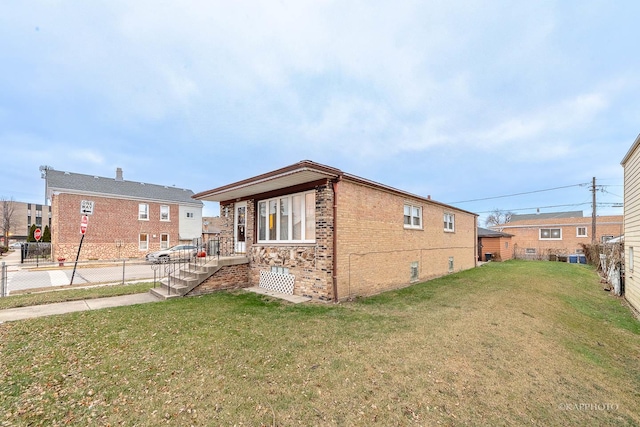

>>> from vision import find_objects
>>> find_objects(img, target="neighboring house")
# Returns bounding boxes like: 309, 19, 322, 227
46, 168, 203, 261
193, 160, 478, 302
0, 201, 51, 243
492, 211, 623, 259
477, 227, 513, 262
621, 134, 640, 314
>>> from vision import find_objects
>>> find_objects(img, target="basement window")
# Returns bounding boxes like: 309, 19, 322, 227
410, 262, 419, 282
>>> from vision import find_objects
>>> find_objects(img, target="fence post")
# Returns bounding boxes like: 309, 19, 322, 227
1, 262, 5, 297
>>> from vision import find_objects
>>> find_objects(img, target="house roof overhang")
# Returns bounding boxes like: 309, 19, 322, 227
193, 159, 478, 217
621, 133, 640, 166
193, 160, 343, 203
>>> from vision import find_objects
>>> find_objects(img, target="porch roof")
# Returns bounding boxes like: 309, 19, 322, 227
193, 160, 342, 202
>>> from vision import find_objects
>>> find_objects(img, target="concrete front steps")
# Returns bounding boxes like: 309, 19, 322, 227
149, 256, 249, 300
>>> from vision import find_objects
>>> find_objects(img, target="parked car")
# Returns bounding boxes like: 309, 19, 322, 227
145, 245, 197, 263
9, 242, 22, 249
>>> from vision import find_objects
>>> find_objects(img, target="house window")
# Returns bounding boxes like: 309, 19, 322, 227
139, 204, 149, 220
630, 247, 634, 272
410, 261, 419, 282
258, 190, 316, 243
160, 205, 170, 221
444, 213, 455, 232
271, 266, 290, 275
601, 235, 614, 244
448, 257, 454, 273
139, 233, 148, 250
404, 204, 422, 229
577, 227, 587, 237
505, 241, 509, 249
160, 233, 169, 249
539, 228, 561, 240
525, 248, 536, 254
186, 212, 194, 218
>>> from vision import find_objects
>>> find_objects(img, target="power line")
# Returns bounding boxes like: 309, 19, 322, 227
449, 182, 590, 204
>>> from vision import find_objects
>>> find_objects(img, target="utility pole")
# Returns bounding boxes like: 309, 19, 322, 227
591, 177, 596, 244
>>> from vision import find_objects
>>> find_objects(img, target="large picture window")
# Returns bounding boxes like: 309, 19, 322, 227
258, 191, 315, 243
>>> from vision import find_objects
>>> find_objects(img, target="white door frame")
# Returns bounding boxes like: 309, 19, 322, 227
234, 201, 247, 254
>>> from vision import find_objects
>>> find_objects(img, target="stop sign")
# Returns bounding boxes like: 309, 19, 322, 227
80, 215, 88, 235
34, 228, 42, 241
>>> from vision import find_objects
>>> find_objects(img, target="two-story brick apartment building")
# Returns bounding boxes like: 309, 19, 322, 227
194, 160, 478, 302
491, 211, 623, 259
46, 168, 203, 261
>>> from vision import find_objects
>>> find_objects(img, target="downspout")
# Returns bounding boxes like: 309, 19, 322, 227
474, 216, 478, 267
332, 178, 340, 302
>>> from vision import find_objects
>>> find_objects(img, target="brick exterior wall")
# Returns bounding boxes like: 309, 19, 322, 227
479, 236, 513, 261
335, 180, 477, 300
495, 215, 623, 259
217, 179, 477, 302
51, 193, 181, 261
189, 263, 250, 295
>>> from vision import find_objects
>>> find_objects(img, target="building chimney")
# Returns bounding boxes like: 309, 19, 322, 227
116, 167, 123, 181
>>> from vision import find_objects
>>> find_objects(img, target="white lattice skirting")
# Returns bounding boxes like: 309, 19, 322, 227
259, 270, 295, 295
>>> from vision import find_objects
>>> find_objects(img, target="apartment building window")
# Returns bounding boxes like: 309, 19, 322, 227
539, 228, 561, 240
577, 226, 587, 237
160, 233, 169, 249
404, 204, 422, 229
139, 204, 149, 220
444, 213, 455, 232
139, 233, 148, 250
160, 205, 170, 221
258, 191, 316, 243
186, 212, 194, 218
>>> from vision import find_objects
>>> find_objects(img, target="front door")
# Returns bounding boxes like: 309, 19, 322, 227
234, 202, 247, 254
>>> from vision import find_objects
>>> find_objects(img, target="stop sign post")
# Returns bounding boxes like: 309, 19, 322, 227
71, 215, 89, 286
34, 228, 42, 241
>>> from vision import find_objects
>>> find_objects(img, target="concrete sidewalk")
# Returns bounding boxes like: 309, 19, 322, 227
0, 293, 161, 323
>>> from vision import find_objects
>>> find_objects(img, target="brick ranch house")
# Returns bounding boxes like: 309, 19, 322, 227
46, 168, 203, 261
193, 160, 478, 302
491, 211, 623, 260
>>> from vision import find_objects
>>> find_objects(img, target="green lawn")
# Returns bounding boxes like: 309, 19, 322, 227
1, 260, 638, 426
0, 282, 155, 310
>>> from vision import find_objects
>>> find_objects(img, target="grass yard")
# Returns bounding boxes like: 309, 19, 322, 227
0, 282, 155, 310
1, 260, 638, 426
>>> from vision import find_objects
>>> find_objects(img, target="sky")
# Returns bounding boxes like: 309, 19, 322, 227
1, 1, 637, 224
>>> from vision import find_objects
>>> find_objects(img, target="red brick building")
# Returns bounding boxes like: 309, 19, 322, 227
46, 168, 203, 261
194, 160, 478, 301
491, 211, 623, 259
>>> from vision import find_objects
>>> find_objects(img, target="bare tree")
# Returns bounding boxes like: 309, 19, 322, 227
1, 197, 16, 247
484, 209, 514, 227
